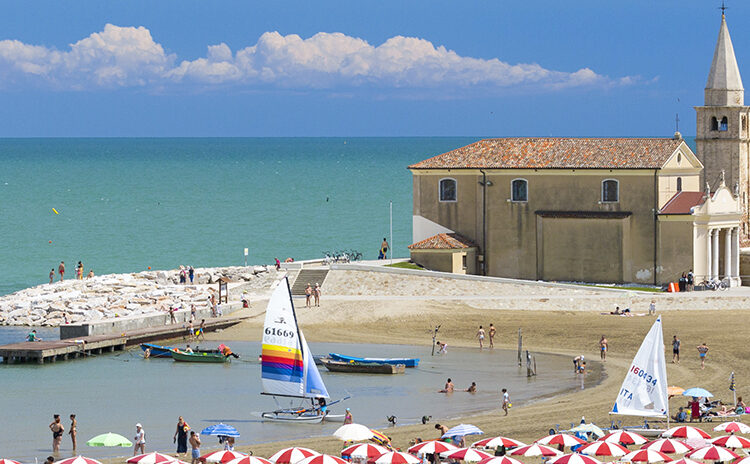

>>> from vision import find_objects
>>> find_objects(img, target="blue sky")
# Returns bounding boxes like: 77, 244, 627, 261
0, 0, 746, 136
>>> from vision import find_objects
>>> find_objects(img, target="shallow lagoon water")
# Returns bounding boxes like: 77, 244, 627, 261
1, 341, 595, 461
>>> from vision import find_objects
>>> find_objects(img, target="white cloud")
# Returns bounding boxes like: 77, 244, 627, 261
0, 25, 627, 94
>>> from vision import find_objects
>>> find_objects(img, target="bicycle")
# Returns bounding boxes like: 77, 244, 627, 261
701, 278, 728, 291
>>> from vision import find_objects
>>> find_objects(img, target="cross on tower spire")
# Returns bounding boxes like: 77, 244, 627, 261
720, 0, 728, 15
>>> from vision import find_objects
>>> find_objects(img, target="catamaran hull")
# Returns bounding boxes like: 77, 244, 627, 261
322, 414, 346, 422
261, 412, 324, 423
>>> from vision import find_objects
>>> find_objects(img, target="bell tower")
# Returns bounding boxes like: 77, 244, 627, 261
695, 13, 750, 238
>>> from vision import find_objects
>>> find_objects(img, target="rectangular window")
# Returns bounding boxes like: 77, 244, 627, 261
602, 179, 619, 203
439, 178, 457, 202
462, 254, 467, 269
511, 179, 528, 202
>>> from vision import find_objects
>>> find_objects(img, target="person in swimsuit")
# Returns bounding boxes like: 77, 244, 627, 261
69, 414, 77, 452
49, 268, 55, 284
134, 423, 145, 455
76, 261, 83, 280
439, 378, 454, 393
381, 238, 389, 259
174, 416, 189, 455
466, 382, 477, 393
501, 388, 510, 416
672, 335, 681, 363
58, 261, 65, 281
313, 283, 321, 307
344, 408, 353, 424
477, 326, 485, 350
435, 423, 449, 437
488, 324, 496, 348
305, 284, 312, 308
189, 431, 201, 464
50, 414, 64, 453
599, 335, 608, 361
697, 343, 709, 369
87, 269, 94, 278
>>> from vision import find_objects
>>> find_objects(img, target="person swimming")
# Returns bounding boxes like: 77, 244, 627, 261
466, 382, 477, 393
438, 378, 454, 393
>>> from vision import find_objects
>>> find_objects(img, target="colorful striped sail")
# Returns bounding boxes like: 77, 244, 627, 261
261, 277, 329, 399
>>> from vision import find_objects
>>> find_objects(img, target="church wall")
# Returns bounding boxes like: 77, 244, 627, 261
657, 174, 701, 208
409, 250, 455, 274
656, 219, 694, 283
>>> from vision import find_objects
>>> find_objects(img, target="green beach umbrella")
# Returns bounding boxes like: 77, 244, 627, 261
86, 432, 133, 447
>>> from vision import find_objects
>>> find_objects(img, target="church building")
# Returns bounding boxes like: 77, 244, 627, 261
408, 14, 745, 286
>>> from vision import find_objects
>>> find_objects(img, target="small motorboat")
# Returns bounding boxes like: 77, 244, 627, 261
321, 358, 406, 374
140, 343, 176, 358
172, 350, 229, 363
328, 353, 419, 368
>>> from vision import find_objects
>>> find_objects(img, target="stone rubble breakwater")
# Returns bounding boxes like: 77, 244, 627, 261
0, 265, 275, 327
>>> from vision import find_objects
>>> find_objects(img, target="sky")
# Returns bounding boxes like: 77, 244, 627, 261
0, 0, 747, 137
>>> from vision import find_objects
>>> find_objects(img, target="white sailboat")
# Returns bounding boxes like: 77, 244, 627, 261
260, 277, 331, 423
610, 315, 670, 436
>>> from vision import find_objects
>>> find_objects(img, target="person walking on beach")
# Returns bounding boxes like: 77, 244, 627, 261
304, 284, 312, 308
189, 431, 201, 464
313, 283, 321, 307
49, 268, 55, 284
501, 388, 510, 416
134, 423, 145, 455
169, 306, 177, 324
672, 335, 681, 363
174, 416, 189, 455
50, 414, 64, 453
344, 408, 353, 424
188, 266, 194, 284
476, 325, 485, 349
179, 267, 187, 284
76, 261, 83, 280
648, 300, 656, 316
379, 238, 389, 259
489, 324, 496, 348
274, 258, 281, 270
697, 342, 709, 369
58, 261, 65, 281
69, 414, 77, 452
190, 305, 196, 322
599, 335, 608, 361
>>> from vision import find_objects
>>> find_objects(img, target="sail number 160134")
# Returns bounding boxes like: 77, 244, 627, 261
265, 327, 294, 338
630, 365, 658, 386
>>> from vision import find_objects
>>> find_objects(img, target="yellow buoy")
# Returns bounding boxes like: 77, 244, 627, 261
52, 208, 59, 215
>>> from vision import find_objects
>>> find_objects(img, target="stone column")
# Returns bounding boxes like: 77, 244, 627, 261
725, 228, 732, 280
712, 228, 720, 280
707, 228, 713, 281
733, 227, 741, 282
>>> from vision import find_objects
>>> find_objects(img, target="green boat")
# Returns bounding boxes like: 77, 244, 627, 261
172, 350, 229, 363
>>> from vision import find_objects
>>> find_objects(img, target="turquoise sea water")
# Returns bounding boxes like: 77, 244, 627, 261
0, 137, 477, 297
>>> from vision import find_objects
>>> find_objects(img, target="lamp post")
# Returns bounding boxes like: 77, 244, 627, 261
389, 200, 393, 264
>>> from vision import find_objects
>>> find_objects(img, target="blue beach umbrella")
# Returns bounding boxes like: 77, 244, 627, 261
200, 423, 240, 438
442, 424, 483, 439
682, 387, 713, 398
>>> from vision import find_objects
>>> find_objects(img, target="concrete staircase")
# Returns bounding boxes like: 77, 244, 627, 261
291, 268, 330, 295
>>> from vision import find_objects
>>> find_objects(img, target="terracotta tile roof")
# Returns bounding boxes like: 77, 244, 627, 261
408, 233, 478, 250
409, 137, 684, 169
659, 191, 707, 214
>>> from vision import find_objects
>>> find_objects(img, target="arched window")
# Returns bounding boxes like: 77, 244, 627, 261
602, 179, 619, 203
511, 178, 528, 202
676, 177, 682, 192
711, 117, 719, 131
439, 178, 457, 202
720, 116, 728, 131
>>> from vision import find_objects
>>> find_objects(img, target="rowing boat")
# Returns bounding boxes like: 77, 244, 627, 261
321, 358, 405, 374
140, 343, 176, 358
328, 353, 419, 368
172, 350, 229, 363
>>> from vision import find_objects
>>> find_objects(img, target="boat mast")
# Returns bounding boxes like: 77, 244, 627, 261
284, 276, 308, 396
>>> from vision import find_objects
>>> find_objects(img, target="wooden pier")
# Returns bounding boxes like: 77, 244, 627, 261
0, 316, 247, 364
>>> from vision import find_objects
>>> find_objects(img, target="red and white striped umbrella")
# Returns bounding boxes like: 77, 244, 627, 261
548, 453, 603, 464
622, 449, 673, 463
225, 457, 273, 464
732, 458, 750, 464
641, 439, 694, 454
55, 457, 104, 464
472, 437, 526, 450
296, 455, 348, 464
510, 444, 563, 457
713, 422, 750, 434
578, 442, 629, 457
0, 460, 22, 464
408, 441, 459, 455
441, 448, 493, 462
662, 427, 711, 440
270, 448, 321, 464
342, 444, 390, 460
536, 434, 586, 448
476, 457, 524, 464
668, 459, 702, 464
709, 435, 750, 449
373, 452, 421, 464
201, 451, 249, 463
128, 453, 183, 464
602, 431, 649, 446
686, 445, 739, 461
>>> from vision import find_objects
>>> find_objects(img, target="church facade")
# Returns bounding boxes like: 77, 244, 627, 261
408, 14, 744, 286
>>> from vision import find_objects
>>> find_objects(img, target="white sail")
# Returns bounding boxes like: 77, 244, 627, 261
611, 316, 668, 417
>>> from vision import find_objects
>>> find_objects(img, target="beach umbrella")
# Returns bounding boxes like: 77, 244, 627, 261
200, 423, 240, 438
709, 435, 750, 449
373, 452, 421, 464
442, 424, 484, 439
408, 441, 459, 455
225, 457, 273, 464
681, 388, 713, 398
713, 422, 750, 434
668, 459, 702, 464
686, 445, 739, 461
128, 453, 182, 464
334, 424, 375, 442
602, 431, 649, 446
201, 451, 249, 463
641, 439, 694, 454
510, 444, 563, 457
548, 453, 603, 464
621, 449, 673, 463
536, 434, 586, 448
472, 437, 526, 450
570, 424, 606, 438
477, 457, 524, 464
55, 457, 104, 464
269, 448, 320, 464
668, 387, 685, 397
371, 429, 392, 446
85, 432, 132, 447
342, 444, 389, 460
733, 458, 750, 464
441, 448, 492, 462
662, 427, 711, 440
0, 460, 22, 464
578, 442, 629, 457
296, 455, 348, 464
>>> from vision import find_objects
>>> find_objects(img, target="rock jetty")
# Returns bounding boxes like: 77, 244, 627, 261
0, 265, 275, 327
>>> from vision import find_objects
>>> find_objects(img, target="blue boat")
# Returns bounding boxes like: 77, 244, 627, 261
140, 343, 176, 358
328, 353, 419, 368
